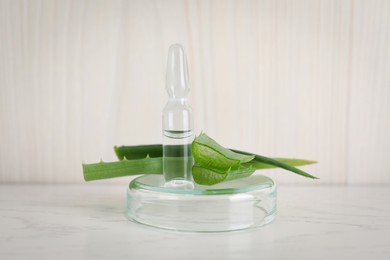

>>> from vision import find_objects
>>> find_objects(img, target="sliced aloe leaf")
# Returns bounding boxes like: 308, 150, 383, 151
191, 133, 255, 170
192, 164, 255, 185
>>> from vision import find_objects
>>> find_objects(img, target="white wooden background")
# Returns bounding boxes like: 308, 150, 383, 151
0, 0, 389, 184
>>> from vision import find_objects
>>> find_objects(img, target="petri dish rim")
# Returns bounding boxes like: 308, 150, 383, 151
129, 174, 276, 196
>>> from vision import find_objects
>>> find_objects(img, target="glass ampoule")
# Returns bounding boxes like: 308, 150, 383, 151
162, 44, 194, 189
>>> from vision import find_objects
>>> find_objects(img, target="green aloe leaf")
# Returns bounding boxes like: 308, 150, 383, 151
192, 164, 255, 185
245, 158, 316, 169
83, 133, 318, 183
114, 145, 316, 169
82, 155, 315, 182
191, 134, 318, 183
233, 149, 318, 179
114, 144, 162, 160
191, 133, 255, 170
82, 156, 161, 181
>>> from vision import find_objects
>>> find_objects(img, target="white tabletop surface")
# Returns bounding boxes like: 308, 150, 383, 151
0, 183, 389, 260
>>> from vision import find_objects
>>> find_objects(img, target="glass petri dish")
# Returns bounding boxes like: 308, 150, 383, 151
127, 174, 277, 232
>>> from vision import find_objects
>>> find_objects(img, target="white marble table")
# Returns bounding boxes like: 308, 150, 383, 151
0, 184, 389, 259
